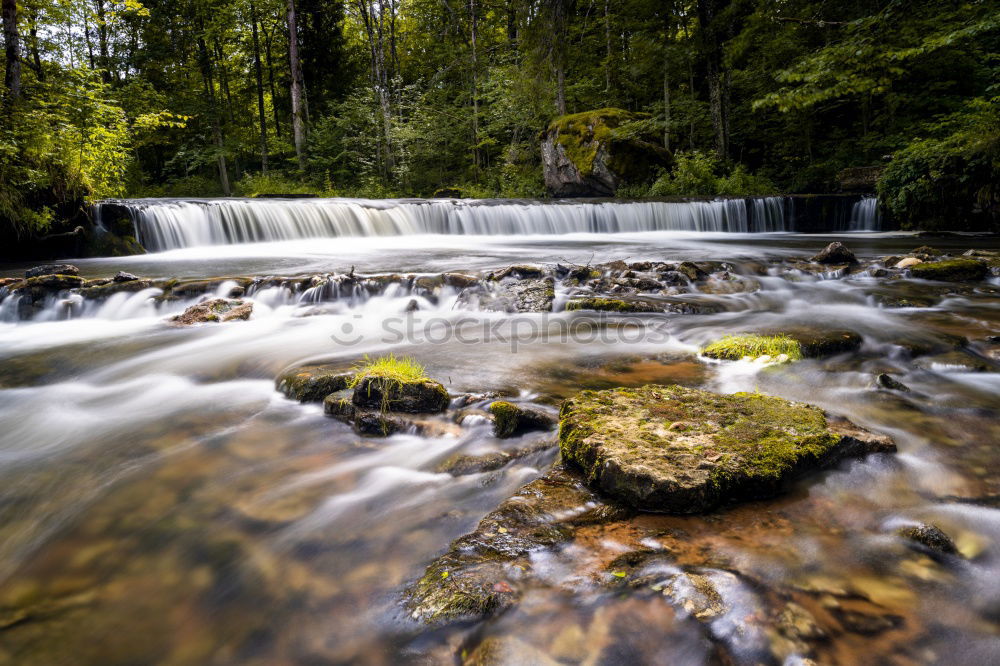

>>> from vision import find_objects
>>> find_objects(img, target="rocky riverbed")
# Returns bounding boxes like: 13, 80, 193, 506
0, 231, 999, 665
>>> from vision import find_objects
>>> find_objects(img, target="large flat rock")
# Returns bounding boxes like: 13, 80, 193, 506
559, 385, 895, 513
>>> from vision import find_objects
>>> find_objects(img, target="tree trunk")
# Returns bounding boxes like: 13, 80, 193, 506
604, 0, 611, 95
263, 22, 282, 139
698, 0, 730, 158
96, 0, 111, 83
198, 36, 231, 196
27, 9, 42, 81
553, 0, 567, 115
2, 0, 21, 101
250, 3, 269, 174
288, 0, 308, 170
663, 52, 670, 151
470, 0, 480, 173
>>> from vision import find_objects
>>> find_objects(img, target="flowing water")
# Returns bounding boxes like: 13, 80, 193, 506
1, 198, 999, 664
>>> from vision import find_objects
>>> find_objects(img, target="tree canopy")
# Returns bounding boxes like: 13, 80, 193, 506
1, 0, 998, 239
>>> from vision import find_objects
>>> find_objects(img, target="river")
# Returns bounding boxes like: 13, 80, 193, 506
0, 198, 998, 664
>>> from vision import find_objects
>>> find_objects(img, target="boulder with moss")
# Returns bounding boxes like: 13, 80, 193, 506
565, 297, 662, 313
276, 364, 353, 402
703, 329, 862, 362
909, 258, 988, 282
488, 401, 557, 438
541, 108, 671, 197
558, 385, 895, 513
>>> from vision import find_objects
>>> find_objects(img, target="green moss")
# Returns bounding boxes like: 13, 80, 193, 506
490, 401, 521, 438
558, 385, 857, 512
549, 108, 643, 177
565, 297, 661, 313
909, 258, 988, 282
702, 334, 803, 362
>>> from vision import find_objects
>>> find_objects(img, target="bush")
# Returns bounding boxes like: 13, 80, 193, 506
878, 98, 999, 231
646, 152, 778, 198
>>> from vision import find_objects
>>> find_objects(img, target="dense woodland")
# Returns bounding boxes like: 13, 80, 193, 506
0, 0, 998, 245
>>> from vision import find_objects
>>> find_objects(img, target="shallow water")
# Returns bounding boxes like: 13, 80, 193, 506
1, 228, 999, 664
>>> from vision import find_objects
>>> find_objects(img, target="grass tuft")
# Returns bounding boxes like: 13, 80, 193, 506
702, 334, 802, 362
348, 354, 430, 388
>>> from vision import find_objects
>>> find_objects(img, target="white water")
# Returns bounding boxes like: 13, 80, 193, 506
100, 197, 827, 252
850, 196, 882, 231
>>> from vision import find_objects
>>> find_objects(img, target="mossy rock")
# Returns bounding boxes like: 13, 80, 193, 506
277, 365, 353, 402
702, 334, 802, 362
909, 258, 988, 282
542, 108, 671, 197
565, 297, 662, 313
895, 523, 959, 557
488, 401, 557, 438
77, 279, 154, 299
24, 263, 79, 278
351, 375, 449, 413
558, 385, 895, 513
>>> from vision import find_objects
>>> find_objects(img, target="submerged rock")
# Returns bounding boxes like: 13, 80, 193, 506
871, 373, 910, 392
811, 242, 858, 265
436, 440, 555, 475
896, 523, 959, 557
169, 298, 253, 325
488, 401, 557, 438
403, 465, 632, 624
558, 385, 895, 513
541, 108, 670, 197
276, 365, 353, 402
25, 263, 79, 278
351, 375, 449, 413
910, 258, 988, 282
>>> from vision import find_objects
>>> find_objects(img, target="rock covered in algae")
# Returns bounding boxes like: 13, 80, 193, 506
564, 297, 662, 313
275, 364, 353, 402
895, 523, 959, 557
558, 385, 895, 513
909, 258, 988, 282
351, 375, 449, 413
488, 401, 557, 438
169, 298, 253, 325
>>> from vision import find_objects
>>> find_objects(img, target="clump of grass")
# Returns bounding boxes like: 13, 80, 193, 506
348, 354, 429, 388
702, 334, 802, 362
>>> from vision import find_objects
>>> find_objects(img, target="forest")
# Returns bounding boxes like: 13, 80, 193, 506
1, 0, 998, 248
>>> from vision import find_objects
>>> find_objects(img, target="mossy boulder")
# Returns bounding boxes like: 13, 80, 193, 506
169, 298, 253, 326
565, 297, 662, 313
351, 375, 449, 413
77, 279, 154, 299
276, 365, 353, 402
558, 385, 895, 513
542, 108, 671, 197
810, 242, 858, 265
488, 401, 557, 438
909, 258, 988, 282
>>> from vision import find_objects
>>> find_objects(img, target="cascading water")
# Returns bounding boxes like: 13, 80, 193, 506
849, 196, 882, 231
98, 197, 797, 252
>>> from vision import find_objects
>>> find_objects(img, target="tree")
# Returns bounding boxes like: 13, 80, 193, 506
3, 0, 21, 101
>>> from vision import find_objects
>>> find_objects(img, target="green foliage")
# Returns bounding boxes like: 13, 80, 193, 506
878, 98, 999, 230
236, 172, 331, 198
649, 152, 720, 196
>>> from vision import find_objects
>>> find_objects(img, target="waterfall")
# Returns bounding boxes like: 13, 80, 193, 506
849, 197, 882, 232
93, 195, 880, 252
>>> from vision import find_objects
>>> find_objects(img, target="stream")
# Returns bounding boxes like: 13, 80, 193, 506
1, 198, 999, 664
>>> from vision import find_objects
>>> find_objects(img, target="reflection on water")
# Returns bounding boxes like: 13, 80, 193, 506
0, 231, 999, 664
